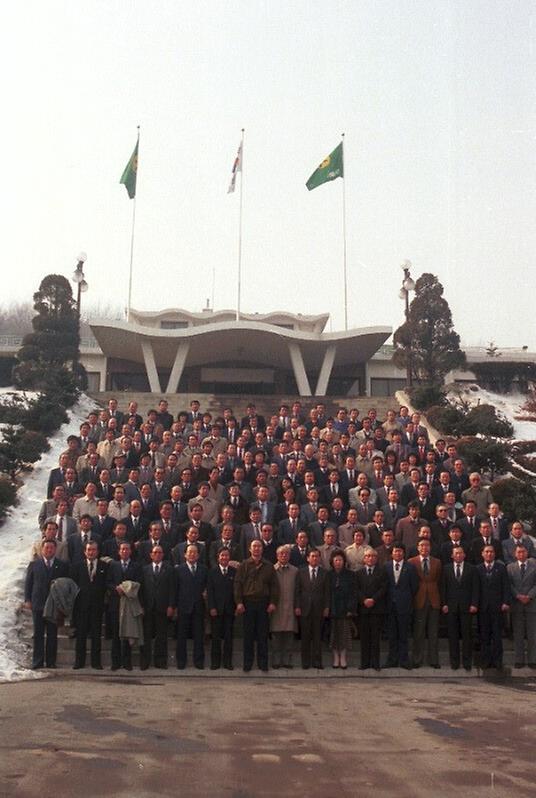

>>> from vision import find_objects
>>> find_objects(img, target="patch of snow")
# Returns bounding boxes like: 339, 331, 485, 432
0, 393, 96, 682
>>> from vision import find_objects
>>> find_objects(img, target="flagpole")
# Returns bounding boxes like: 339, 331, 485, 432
341, 132, 348, 331
236, 128, 245, 322
126, 126, 140, 323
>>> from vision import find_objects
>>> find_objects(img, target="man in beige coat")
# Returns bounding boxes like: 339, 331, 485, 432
270, 545, 298, 668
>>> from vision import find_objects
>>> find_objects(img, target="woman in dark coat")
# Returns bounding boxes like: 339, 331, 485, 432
328, 549, 356, 669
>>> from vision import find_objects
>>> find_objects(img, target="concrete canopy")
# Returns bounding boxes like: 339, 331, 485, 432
90, 318, 391, 396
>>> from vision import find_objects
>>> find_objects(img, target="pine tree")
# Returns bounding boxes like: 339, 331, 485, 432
393, 273, 466, 385
13, 274, 83, 395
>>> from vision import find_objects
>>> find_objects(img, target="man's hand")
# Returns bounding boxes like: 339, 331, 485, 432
23, 601, 32, 611
209, 608, 218, 618
364, 598, 375, 609
267, 603, 276, 614
441, 605, 449, 615
166, 606, 175, 619
294, 607, 302, 617
235, 603, 245, 615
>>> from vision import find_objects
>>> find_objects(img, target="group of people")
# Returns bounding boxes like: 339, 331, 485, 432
24, 396, 536, 673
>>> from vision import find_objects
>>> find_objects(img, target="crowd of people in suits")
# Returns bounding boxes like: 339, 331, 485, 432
24, 396, 536, 673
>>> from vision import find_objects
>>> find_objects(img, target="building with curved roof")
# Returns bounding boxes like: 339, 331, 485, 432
89, 307, 392, 396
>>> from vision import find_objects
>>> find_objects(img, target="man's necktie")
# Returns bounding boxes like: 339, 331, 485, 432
83, 533, 88, 545
456, 564, 461, 581
367, 567, 372, 577
222, 568, 227, 576
155, 564, 160, 576
521, 562, 526, 578
423, 559, 429, 576
58, 516, 64, 540
312, 568, 317, 581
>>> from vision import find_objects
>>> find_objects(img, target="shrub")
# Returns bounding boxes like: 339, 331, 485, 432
25, 396, 69, 435
0, 427, 49, 475
0, 476, 17, 516
426, 404, 464, 436
456, 436, 510, 475
491, 477, 536, 529
410, 384, 447, 411
460, 404, 513, 438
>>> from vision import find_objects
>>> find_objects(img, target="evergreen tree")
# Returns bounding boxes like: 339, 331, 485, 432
13, 274, 82, 395
393, 272, 466, 385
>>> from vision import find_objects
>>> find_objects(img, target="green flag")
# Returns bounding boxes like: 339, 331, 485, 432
306, 141, 344, 191
120, 140, 138, 199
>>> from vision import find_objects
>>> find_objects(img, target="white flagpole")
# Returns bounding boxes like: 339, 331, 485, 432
236, 128, 245, 321
126, 125, 140, 323
341, 132, 348, 331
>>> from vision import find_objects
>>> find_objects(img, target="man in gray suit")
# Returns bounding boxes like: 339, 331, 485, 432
502, 521, 535, 564
507, 544, 536, 668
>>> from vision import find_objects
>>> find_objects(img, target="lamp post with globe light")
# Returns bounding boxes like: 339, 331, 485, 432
72, 253, 88, 369
399, 260, 416, 388
72, 252, 88, 317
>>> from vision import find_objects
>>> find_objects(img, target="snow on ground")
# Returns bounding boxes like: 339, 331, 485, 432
450, 386, 536, 442
0, 393, 96, 683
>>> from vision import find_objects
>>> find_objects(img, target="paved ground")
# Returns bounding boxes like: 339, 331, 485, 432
1, 673, 535, 798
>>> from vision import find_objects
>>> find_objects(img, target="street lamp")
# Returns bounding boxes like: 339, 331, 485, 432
72, 252, 88, 317
399, 259, 416, 388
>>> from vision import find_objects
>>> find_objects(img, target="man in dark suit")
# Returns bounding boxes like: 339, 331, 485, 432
171, 527, 207, 566
138, 521, 172, 564
210, 521, 242, 567
124, 499, 150, 543
175, 545, 208, 669
70, 541, 109, 669
430, 504, 454, 545
294, 549, 330, 669
96, 470, 115, 503
277, 503, 302, 545
46, 454, 69, 499
68, 515, 102, 564
439, 525, 470, 565
92, 500, 115, 541
140, 545, 175, 669
177, 503, 214, 547
477, 544, 511, 669
470, 520, 503, 564
441, 546, 479, 670
384, 543, 419, 669
207, 548, 236, 669
289, 531, 312, 568
356, 547, 388, 670
24, 540, 69, 669
458, 501, 482, 544
107, 541, 142, 670
486, 503, 509, 542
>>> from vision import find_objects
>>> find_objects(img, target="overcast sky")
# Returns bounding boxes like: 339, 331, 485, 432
2, 1, 535, 348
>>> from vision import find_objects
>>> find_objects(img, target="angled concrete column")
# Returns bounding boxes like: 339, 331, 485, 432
287, 341, 312, 396
140, 339, 161, 393
166, 341, 190, 393
314, 345, 337, 396
100, 357, 108, 392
